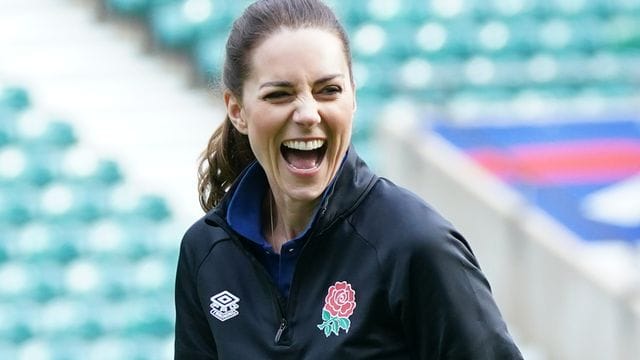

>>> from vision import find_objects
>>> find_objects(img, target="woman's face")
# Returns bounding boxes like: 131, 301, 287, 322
226, 27, 355, 205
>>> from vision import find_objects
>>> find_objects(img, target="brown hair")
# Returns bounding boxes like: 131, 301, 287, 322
197, 0, 353, 211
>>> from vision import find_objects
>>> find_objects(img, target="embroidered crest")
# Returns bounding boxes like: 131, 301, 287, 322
317, 281, 356, 337
209, 290, 240, 322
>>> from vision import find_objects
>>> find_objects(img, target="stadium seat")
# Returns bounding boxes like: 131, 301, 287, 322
149, 2, 199, 48
106, 0, 177, 17
0, 83, 178, 358
192, 32, 226, 78
0, 86, 30, 112
0, 196, 33, 227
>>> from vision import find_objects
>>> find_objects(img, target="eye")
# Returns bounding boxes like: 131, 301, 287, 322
319, 85, 342, 96
263, 91, 291, 101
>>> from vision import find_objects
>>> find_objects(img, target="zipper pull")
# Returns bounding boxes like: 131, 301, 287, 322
321, 197, 330, 216
274, 318, 287, 343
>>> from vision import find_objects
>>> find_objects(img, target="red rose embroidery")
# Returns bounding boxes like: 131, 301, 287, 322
323, 281, 356, 318
317, 281, 356, 337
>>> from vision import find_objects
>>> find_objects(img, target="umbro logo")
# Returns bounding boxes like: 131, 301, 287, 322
209, 290, 240, 322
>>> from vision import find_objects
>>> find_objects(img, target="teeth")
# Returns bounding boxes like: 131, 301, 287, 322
282, 139, 325, 151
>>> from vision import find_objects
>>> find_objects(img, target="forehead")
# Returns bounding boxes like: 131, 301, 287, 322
247, 27, 349, 84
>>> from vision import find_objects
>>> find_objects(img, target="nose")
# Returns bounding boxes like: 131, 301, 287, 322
292, 99, 321, 127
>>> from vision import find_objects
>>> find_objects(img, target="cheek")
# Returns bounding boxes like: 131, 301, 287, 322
326, 105, 354, 133
244, 112, 283, 159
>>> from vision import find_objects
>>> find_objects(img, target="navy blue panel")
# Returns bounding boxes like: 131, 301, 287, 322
432, 119, 640, 150
431, 118, 640, 243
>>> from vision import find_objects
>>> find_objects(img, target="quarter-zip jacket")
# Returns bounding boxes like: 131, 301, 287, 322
174, 147, 523, 359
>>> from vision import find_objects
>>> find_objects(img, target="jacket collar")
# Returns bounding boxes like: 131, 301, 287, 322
313, 145, 378, 233
206, 144, 378, 235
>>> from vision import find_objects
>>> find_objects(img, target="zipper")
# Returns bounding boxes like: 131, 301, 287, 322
277, 189, 333, 339
206, 194, 334, 346
208, 213, 291, 344
274, 318, 288, 343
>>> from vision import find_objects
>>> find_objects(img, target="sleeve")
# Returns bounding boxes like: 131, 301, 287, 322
174, 239, 218, 360
393, 229, 524, 360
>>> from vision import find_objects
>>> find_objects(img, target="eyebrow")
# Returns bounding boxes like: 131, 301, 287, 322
259, 74, 344, 89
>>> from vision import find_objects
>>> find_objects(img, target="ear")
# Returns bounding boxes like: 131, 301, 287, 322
351, 80, 357, 113
224, 90, 248, 134
352, 91, 357, 113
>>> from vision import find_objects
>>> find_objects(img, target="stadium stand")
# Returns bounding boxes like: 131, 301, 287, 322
2, 0, 639, 358
101, 0, 640, 158
0, 85, 176, 359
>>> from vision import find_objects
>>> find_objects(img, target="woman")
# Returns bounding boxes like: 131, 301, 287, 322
174, 0, 523, 358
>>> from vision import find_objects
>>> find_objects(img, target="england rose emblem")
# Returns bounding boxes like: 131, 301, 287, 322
317, 281, 356, 337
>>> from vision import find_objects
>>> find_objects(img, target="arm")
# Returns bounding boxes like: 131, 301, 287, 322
174, 240, 218, 360
393, 230, 523, 360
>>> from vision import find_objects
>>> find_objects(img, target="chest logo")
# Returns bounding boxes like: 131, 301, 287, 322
209, 290, 240, 322
317, 281, 356, 337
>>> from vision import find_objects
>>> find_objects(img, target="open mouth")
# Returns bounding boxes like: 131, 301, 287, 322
280, 139, 327, 170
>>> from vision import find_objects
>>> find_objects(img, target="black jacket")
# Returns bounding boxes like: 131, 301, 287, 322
174, 148, 523, 359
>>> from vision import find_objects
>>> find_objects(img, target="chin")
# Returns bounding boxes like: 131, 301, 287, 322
284, 182, 328, 203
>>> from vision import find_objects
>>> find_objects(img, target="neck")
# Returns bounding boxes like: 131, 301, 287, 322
264, 190, 319, 254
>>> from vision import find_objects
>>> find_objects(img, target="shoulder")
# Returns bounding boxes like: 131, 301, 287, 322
352, 178, 454, 244
350, 177, 478, 265
178, 211, 230, 267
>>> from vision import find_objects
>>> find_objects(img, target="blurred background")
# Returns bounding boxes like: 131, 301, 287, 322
0, 0, 638, 359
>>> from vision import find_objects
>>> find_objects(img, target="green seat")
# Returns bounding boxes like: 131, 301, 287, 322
1, 202, 32, 227
435, 18, 476, 57
385, 21, 421, 59
0, 124, 11, 148
70, 199, 105, 224
353, 58, 398, 99
31, 275, 64, 304
120, 297, 174, 338
0, 86, 30, 112
134, 195, 171, 222
106, 0, 176, 17
192, 33, 227, 78
22, 161, 54, 188
327, 0, 370, 28
6, 322, 33, 345
569, 16, 607, 52
93, 159, 123, 186
606, 14, 640, 51
150, 2, 199, 48
363, 0, 420, 24
192, 0, 243, 34
0, 242, 8, 264
51, 237, 82, 264
486, 54, 531, 91
106, 0, 151, 16
36, 121, 77, 149
506, 18, 536, 54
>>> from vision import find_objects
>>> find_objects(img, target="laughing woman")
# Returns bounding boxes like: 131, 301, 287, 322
174, 0, 523, 359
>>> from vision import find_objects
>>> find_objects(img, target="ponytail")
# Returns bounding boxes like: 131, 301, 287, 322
197, 115, 255, 211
